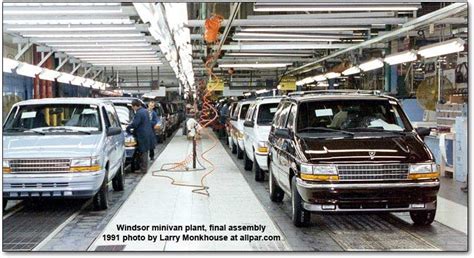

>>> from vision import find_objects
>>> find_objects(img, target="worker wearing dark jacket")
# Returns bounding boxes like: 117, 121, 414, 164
148, 101, 159, 160
126, 99, 156, 173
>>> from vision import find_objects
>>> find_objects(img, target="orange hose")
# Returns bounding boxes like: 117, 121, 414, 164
204, 14, 223, 44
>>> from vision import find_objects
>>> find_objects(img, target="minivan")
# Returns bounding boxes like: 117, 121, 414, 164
267, 90, 438, 227
3, 98, 126, 211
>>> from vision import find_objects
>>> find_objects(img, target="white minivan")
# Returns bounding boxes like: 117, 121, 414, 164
242, 97, 282, 181
228, 100, 254, 159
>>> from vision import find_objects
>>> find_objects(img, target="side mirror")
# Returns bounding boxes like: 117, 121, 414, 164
416, 127, 431, 139
244, 120, 254, 128
275, 128, 291, 139
107, 126, 122, 136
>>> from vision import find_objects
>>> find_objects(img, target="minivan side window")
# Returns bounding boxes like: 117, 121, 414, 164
276, 102, 291, 128
286, 104, 296, 130
232, 104, 240, 120
106, 105, 120, 128
239, 104, 250, 119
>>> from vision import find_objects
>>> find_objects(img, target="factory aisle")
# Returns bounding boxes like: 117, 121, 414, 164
89, 129, 289, 251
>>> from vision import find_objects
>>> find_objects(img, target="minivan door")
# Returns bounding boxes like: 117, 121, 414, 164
279, 104, 297, 192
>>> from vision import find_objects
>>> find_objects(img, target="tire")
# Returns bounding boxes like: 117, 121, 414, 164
244, 151, 253, 171
410, 209, 436, 226
112, 163, 125, 191
3, 198, 7, 211
158, 134, 164, 143
254, 155, 265, 182
291, 176, 310, 227
269, 163, 284, 202
93, 171, 109, 211
237, 145, 244, 159
231, 141, 237, 154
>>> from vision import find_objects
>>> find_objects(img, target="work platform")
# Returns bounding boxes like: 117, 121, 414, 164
89, 129, 289, 251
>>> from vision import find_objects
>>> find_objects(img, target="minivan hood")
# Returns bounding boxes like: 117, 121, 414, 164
297, 134, 433, 163
3, 134, 103, 159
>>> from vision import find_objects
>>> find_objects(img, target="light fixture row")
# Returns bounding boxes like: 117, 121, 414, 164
297, 38, 465, 85
3, 58, 109, 90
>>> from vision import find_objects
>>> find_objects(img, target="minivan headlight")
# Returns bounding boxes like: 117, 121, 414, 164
256, 141, 268, 153
409, 163, 439, 180
3, 160, 11, 173
70, 157, 101, 172
300, 164, 339, 181
409, 163, 437, 174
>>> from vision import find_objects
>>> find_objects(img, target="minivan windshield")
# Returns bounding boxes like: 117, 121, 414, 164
297, 99, 412, 134
257, 103, 279, 125
4, 104, 102, 134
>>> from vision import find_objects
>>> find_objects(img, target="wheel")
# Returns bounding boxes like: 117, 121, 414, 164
254, 155, 265, 182
243, 151, 253, 171
410, 209, 436, 226
231, 140, 237, 154
112, 163, 125, 191
237, 145, 244, 159
93, 171, 109, 211
291, 177, 310, 227
158, 134, 164, 143
269, 163, 284, 202
3, 198, 7, 211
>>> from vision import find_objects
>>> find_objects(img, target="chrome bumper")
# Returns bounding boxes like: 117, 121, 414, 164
3, 170, 106, 199
303, 201, 437, 212
296, 178, 440, 189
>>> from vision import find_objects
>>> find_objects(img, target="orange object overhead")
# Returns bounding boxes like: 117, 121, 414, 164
204, 14, 223, 43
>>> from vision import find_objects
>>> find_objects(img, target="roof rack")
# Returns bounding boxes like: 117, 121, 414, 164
255, 95, 284, 100
287, 89, 382, 97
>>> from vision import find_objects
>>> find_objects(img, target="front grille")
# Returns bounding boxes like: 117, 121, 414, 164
10, 182, 69, 188
9, 159, 71, 173
336, 163, 409, 181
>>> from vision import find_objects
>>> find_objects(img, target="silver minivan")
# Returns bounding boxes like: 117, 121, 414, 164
3, 98, 126, 210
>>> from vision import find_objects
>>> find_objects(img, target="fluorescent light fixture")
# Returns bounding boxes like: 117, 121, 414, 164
3, 58, 20, 73
241, 27, 369, 32
79, 57, 159, 61
37, 39, 147, 43
325, 72, 341, 79
4, 9, 122, 15
3, 19, 133, 25
225, 52, 311, 57
418, 38, 465, 58
38, 69, 61, 81
359, 58, 384, 72
384, 50, 418, 65
48, 43, 150, 47
218, 63, 291, 68
233, 37, 339, 42
83, 79, 95, 87
5, 25, 139, 32
317, 82, 329, 87
302, 77, 314, 84
312, 75, 327, 82
254, 3, 420, 12
67, 51, 157, 55
15, 63, 43, 78
57, 73, 75, 84
71, 76, 85, 86
342, 66, 361, 75
234, 32, 341, 39
59, 48, 154, 52
21, 33, 142, 38
93, 63, 162, 66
